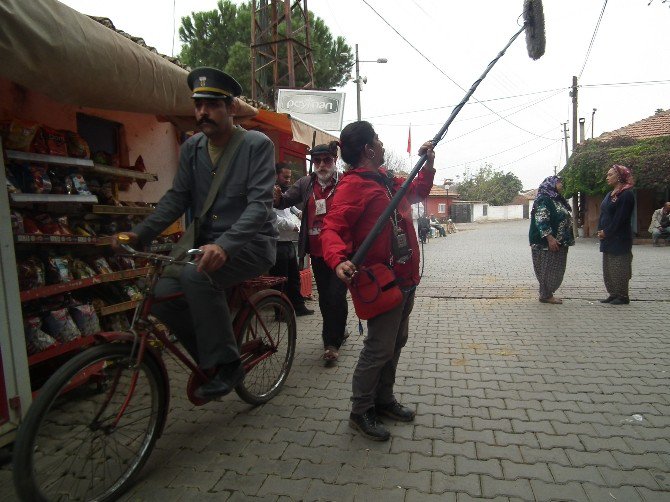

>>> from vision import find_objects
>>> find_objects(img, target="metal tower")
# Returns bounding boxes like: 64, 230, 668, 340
250, 0, 315, 107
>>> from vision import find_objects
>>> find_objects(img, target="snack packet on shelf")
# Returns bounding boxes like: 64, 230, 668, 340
6, 120, 40, 152
65, 131, 90, 159
44, 308, 81, 342
29, 166, 52, 194
11, 210, 24, 234
46, 256, 73, 284
71, 259, 97, 279
41, 127, 68, 157
91, 256, 114, 275
68, 173, 92, 195
24, 316, 59, 354
69, 304, 101, 336
17, 256, 46, 290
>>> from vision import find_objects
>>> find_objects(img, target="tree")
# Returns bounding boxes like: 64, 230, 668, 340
561, 135, 670, 196
179, 0, 354, 95
383, 149, 411, 175
456, 164, 523, 206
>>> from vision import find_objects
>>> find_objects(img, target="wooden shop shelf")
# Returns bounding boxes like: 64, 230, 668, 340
20, 267, 152, 302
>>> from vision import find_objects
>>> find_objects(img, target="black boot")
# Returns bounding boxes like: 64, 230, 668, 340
195, 361, 245, 399
610, 296, 630, 305
376, 399, 416, 422
599, 295, 616, 303
349, 408, 390, 441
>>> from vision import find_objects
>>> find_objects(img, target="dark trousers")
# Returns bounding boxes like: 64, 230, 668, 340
151, 243, 273, 370
351, 289, 415, 414
269, 241, 305, 309
311, 255, 348, 349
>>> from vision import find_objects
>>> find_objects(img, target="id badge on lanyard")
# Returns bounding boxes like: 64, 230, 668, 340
315, 198, 327, 215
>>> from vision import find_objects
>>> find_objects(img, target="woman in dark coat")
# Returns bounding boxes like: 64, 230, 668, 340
597, 164, 635, 305
528, 176, 574, 304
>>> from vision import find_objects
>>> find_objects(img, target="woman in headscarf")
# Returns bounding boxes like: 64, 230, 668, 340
597, 165, 635, 305
528, 176, 574, 304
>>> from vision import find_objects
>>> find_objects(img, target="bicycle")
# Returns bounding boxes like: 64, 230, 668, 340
12, 240, 297, 502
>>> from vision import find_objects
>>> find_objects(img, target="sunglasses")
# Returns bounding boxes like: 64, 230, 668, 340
312, 156, 334, 165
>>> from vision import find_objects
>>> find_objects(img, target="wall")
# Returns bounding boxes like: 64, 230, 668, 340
425, 197, 453, 218
0, 78, 179, 203
473, 203, 524, 222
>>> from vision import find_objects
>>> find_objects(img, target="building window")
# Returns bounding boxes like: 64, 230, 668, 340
483, 204, 488, 216
438, 203, 446, 214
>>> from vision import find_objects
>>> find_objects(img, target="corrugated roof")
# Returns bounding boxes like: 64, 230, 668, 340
597, 109, 670, 141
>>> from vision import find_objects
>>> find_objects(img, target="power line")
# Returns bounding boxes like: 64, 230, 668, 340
360, 0, 555, 141
578, 0, 608, 79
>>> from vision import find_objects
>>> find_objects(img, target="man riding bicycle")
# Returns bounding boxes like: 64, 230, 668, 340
113, 67, 277, 399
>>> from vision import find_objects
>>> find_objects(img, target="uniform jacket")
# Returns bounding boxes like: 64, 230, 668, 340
320, 166, 435, 288
133, 128, 278, 262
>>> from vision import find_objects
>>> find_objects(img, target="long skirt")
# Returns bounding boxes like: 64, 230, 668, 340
531, 246, 569, 299
602, 252, 633, 297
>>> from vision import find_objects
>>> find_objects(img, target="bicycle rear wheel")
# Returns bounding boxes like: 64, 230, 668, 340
13, 343, 167, 502
235, 294, 296, 405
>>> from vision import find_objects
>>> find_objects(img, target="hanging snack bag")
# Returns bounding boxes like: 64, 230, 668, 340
41, 127, 68, 157
24, 316, 59, 354
5, 120, 40, 152
65, 131, 91, 159
44, 308, 81, 342
11, 210, 24, 234
69, 304, 101, 336
68, 173, 92, 195
29, 166, 52, 194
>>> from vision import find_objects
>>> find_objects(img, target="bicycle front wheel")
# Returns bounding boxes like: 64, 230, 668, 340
13, 343, 167, 502
235, 294, 296, 405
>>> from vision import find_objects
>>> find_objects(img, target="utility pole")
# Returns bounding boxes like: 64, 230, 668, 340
355, 44, 361, 121
570, 76, 579, 238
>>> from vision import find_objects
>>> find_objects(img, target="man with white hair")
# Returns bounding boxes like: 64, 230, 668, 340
274, 143, 348, 363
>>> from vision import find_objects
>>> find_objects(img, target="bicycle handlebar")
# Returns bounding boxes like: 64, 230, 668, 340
119, 242, 203, 267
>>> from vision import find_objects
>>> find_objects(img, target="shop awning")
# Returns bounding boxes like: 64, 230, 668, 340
0, 0, 193, 116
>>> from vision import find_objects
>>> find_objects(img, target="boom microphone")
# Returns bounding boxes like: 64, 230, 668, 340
523, 0, 546, 60
350, 1, 546, 266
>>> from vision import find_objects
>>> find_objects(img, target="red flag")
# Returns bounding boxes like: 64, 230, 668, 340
407, 125, 412, 154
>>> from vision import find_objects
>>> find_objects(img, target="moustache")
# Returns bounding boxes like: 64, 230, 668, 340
197, 118, 216, 126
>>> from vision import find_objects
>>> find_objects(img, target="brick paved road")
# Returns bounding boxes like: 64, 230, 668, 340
2, 220, 669, 501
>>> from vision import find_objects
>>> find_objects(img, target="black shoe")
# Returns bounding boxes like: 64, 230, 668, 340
195, 362, 245, 399
599, 295, 616, 303
294, 305, 314, 316
349, 408, 390, 441
376, 399, 416, 422
610, 296, 630, 305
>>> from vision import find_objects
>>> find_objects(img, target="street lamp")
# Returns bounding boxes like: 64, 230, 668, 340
353, 44, 387, 121
591, 108, 597, 139
443, 178, 453, 218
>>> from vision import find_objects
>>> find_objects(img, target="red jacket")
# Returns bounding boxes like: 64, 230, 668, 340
321, 166, 435, 288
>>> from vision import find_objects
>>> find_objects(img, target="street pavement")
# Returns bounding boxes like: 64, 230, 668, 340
2, 219, 669, 501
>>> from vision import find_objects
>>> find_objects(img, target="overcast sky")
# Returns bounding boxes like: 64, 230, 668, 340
60, 0, 669, 190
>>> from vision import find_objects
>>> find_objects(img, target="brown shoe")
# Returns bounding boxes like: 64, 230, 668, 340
539, 296, 562, 304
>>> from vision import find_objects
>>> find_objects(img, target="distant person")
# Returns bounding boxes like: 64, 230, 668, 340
417, 214, 430, 243
429, 214, 446, 237
648, 201, 670, 246
528, 176, 574, 304
597, 165, 635, 305
274, 143, 348, 363
270, 163, 314, 316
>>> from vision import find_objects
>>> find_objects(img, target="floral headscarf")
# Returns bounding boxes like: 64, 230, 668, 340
610, 164, 634, 201
534, 175, 571, 212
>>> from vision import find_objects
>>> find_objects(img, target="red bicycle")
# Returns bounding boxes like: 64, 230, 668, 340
13, 242, 297, 501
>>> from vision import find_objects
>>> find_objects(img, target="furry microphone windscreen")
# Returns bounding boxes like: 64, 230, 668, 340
523, 0, 546, 60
